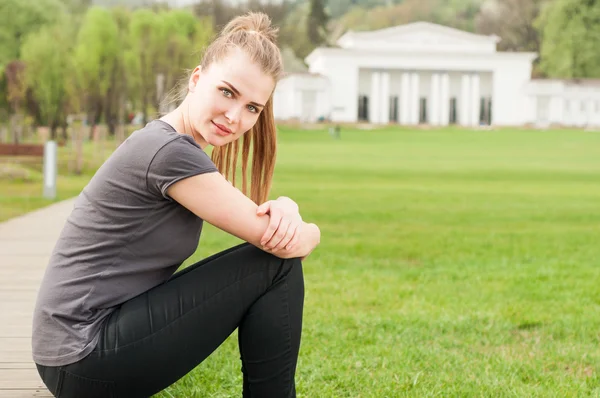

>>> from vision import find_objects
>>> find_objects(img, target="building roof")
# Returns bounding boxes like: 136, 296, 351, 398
304, 47, 537, 67
337, 21, 500, 48
305, 21, 536, 66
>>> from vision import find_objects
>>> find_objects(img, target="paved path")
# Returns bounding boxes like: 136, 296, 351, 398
0, 199, 76, 397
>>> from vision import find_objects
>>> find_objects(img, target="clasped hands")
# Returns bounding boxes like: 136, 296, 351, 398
257, 196, 319, 260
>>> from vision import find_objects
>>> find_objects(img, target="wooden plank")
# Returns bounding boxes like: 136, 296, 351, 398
0, 270, 46, 283
0, 291, 37, 300
0, 308, 35, 325
0, 228, 65, 240
0, 303, 36, 318
0, 337, 31, 349
0, 200, 74, 397
0, 369, 46, 389
0, 241, 56, 255
0, 286, 40, 293
0, 325, 32, 338
0, 390, 53, 397
0, 256, 51, 269
0, 144, 44, 157
0, 300, 36, 311
0, 363, 37, 369
0, 338, 33, 363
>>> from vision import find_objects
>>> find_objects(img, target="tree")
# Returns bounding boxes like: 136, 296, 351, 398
0, 0, 66, 70
0, 0, 67, 135
72, 7, 120, 137
193, 0, 288, 40
435, 0, 485, 31
21, 22, 75, 137
279, 3, 315, 60
130, 8, 161, 124
332, 0, 439, 38
154, 10, 213, 113
105, 7, 134, 138
62, 0, 93, 14
4, 61, 27, 143
307, 0, 329, 46
537, 0, 600, 78
475, 0, 544, 53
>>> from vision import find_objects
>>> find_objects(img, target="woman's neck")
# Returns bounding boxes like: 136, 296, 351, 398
160, 101, 208, 149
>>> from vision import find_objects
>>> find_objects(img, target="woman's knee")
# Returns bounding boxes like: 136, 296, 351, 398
238, 244, 303, 283
280, 256, 303, 286
260, 253, 302, 287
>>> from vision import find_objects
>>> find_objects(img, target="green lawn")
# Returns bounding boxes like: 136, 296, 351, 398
159, 126, 600, 397
4, 126, 600, 396
0, 139, 116, 222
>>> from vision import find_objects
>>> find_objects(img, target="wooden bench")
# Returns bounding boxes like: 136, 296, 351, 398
0, 144, 45, 157
0, 144, 48, 180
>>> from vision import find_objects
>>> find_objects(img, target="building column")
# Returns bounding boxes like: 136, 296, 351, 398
400, 72, 410, 125
470, 73, 480, 126
430, 73, 440, 125
440, 73, 450, 126
380, 72, 390, 124
370, 72, 381, 123
460, 74, 471, 126
410, 72, 420, 124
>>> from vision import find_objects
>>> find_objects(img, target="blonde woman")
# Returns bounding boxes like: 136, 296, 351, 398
32, 12, 320, 398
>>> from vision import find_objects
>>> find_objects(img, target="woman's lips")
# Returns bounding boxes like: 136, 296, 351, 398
212, 121, 232, 135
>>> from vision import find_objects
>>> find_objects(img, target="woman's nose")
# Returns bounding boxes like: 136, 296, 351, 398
225, 106, 242, 124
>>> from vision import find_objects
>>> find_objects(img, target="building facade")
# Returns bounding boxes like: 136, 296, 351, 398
273, 21, 600, 128
272, 73, 330, 122
525, 79, 600, 128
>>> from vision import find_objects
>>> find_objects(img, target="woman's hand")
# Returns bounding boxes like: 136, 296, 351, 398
299, 223, 320, 261
257, 196, 303, 253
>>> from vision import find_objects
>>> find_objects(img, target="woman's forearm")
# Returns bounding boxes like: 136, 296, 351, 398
265, 222, 320, 259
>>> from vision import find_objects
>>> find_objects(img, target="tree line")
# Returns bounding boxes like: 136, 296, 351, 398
1, 0, 213, 143
1, 0, 599, 144
326, 0, 600, 80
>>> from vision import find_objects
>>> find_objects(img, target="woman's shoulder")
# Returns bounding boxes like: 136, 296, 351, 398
127, 120, 199, 151
129, 119, 178, 142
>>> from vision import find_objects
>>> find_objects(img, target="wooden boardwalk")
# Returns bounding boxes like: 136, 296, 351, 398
0, 199, 76, 397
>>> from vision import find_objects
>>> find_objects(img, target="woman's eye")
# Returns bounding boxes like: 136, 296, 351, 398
247, 105, 257, 113
221, 88, 233, 98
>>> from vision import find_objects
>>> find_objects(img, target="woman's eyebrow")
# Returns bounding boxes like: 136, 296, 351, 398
222, 80, 265, 108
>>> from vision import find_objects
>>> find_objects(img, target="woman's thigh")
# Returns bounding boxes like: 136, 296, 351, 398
57, 243, 302, 397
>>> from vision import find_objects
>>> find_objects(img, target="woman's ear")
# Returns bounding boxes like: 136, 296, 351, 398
188, 66, 202, 93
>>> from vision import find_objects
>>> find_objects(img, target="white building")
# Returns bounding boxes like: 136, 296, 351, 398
273, 21, 600, 128
272, 73, 330, 122
525, 79, 600, 128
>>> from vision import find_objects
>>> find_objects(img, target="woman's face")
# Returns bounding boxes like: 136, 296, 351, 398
185, 47, 275, 148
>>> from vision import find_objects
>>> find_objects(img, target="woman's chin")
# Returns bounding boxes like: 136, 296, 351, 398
208, 133, 233, 147
207, 137, 224, 147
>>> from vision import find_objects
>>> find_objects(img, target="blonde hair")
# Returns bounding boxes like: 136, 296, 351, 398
203, 12, 284, 204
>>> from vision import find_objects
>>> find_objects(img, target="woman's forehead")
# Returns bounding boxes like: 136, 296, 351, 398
208, 50, 275, 101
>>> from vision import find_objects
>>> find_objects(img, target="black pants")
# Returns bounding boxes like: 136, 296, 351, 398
36, 243, 304, 398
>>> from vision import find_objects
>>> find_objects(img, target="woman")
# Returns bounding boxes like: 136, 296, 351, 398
32, 12, 321, 398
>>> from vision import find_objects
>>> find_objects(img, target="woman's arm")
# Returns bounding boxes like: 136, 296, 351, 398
167, 172, 320, 259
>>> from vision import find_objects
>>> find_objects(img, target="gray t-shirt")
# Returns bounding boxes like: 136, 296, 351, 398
32, 120, 219, 366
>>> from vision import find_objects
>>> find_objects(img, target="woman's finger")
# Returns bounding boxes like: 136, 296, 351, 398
261, 209, 282, 246
272, 221, 296, 252
285, 223, 301, 251
256, 200, 272, 216
267, 219, 292, 250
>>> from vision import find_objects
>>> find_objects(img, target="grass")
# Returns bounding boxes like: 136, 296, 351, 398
4, 125, 600, 396
153, 126, 600, 397
0, 139, 117, 221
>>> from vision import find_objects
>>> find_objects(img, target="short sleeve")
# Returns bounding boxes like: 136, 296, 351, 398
146, 137, 218, 199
